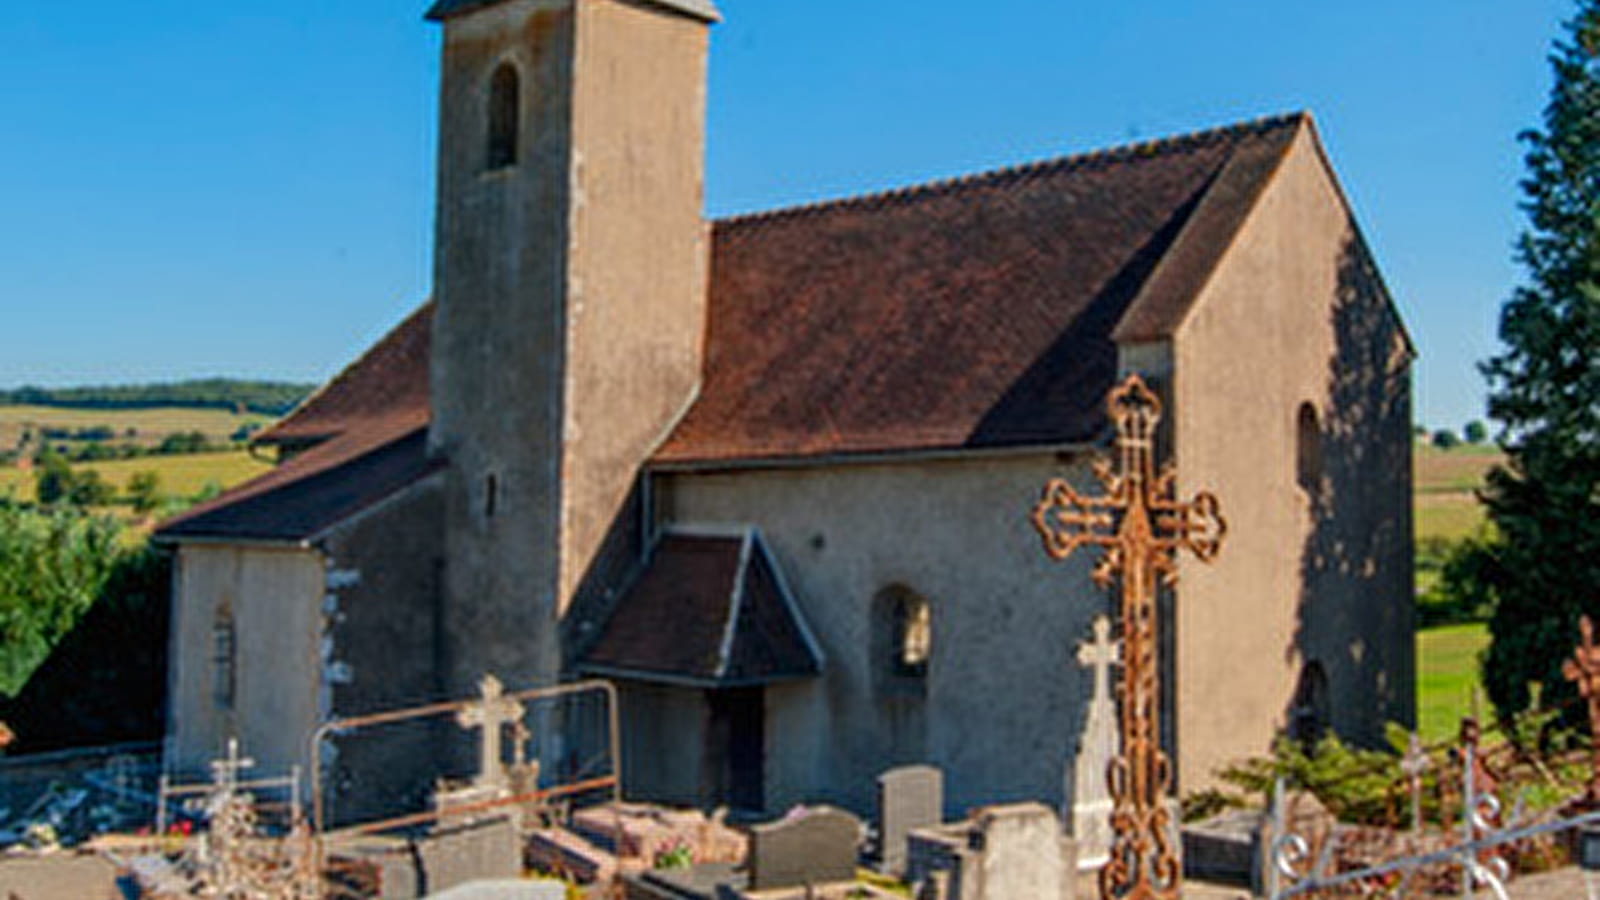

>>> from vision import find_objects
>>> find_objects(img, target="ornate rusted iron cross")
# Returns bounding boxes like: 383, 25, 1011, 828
1563, 615, 1600, 805
1030, 374, 1226, 900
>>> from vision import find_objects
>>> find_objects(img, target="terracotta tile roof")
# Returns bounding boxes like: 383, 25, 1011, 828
256, 301, 433, 446
576, 529, 822, 686
653, 113, 1303, 465
155, 305, 436, 543
162, 113, 1305, 539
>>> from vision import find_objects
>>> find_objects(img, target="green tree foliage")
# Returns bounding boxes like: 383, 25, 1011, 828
0, 505, 123, 696
0, 378, 314, 416
126, 471, 163, 514
32, 450, 73, 505
1215, 729, 1412, 826
67, 470, 114, 507
1464, 420, 1489, 444
33, 453, 116, 508
0, 542, 170, 751
1477, 0, 1600, 723
1431, 428, 1460, 449
156, 430, 214, 455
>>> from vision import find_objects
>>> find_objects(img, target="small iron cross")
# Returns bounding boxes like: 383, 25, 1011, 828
1030, 373, 1227, 900
1564, 615, 1600, 805
456, 674, 525, 789
210, 738, 256, 792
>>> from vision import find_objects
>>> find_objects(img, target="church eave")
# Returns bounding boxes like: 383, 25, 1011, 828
647, 436, 1105, 475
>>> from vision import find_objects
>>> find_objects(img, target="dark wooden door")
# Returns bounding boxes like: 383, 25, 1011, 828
706, 687, 764, 813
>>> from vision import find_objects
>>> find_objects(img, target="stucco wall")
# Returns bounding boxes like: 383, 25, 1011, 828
429, 0, 709, 701
167, 544, 322, 783
316, 477, 447, 826
431, 0, 576, 698
562, 0, 709, 616
661, 451, 1107, 817
1170, 125, 1415, 791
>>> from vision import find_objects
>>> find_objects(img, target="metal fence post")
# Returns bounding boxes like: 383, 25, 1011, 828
1462, 737, 1475, 899
1267, 775, 1285, 900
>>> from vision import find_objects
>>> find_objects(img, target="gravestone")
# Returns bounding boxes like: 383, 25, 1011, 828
1069, 615, 1118, 869
972, 803, 1072, 900
907, 803, 1075, 900
878, 765, 943, 877
417, 815, 522, 896
747, 806, 862, 890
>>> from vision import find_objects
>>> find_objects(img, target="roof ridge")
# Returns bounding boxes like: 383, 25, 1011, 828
713, 111, 1308, 232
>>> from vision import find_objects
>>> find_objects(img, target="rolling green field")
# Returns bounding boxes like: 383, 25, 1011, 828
0, 404, 272, 451
1416, 621, 1490, 743
0, 450, 273, 506
1412, 445, 1500, 740
1413, 443, 1502, 542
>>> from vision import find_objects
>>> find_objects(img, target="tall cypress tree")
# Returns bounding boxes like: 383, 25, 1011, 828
1480, 0, 1600, 722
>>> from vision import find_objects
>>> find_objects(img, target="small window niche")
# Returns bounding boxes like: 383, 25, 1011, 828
484, 473, 499, 520
1296, 402, 1322, 497
487, 63, 520, 171
875, 586, 931, 692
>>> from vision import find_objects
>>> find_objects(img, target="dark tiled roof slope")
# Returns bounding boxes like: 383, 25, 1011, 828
156, 427, 440, 542
155, 305, 436, 542
653, 113, 1303, 465
577, 530, 821, 686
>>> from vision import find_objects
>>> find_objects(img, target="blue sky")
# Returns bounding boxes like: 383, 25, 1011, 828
0, 0, 1572, 431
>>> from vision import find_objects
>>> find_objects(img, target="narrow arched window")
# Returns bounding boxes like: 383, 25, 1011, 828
484, 473, 499, 520
1296, 402, 1322, 495
1288, 661, 1329, 748
487, 63, 520, 170
213, 602, 236, 709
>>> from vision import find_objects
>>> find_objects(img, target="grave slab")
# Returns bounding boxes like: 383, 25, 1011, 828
747, 806, 862, 891
877, 765, 942, 877
417, 815, 523, 896
424, 879, 566, 900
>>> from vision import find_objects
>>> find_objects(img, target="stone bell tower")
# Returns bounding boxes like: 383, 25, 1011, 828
426, 0, 715, 695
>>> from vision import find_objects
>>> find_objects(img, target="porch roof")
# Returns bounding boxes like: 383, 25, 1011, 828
576, 528, 822, 688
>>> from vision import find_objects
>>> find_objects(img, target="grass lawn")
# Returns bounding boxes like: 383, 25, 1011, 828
0, 450, 272, 505
1416, 621, 1490, 743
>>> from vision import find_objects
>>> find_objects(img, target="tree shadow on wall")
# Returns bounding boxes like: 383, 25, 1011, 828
1289, 232, 1415, 749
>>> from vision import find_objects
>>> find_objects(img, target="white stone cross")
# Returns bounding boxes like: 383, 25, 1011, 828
455, 674, 525, 789
1400, 731, 1431, 833
1077, 615, 1121, 702
1071, 615, 1122, 868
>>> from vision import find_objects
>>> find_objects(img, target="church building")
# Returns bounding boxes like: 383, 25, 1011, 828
157, 0, 1415, 825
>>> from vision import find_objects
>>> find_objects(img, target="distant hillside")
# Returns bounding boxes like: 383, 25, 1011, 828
0, 379, 316, 417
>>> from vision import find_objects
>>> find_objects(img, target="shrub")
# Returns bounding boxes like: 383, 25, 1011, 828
0, 505, 124, 696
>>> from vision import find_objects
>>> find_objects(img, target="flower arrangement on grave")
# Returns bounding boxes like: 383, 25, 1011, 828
652, 836, 694, 870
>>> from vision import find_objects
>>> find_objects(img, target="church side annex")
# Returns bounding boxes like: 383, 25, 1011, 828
155, 0, 1415, 825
